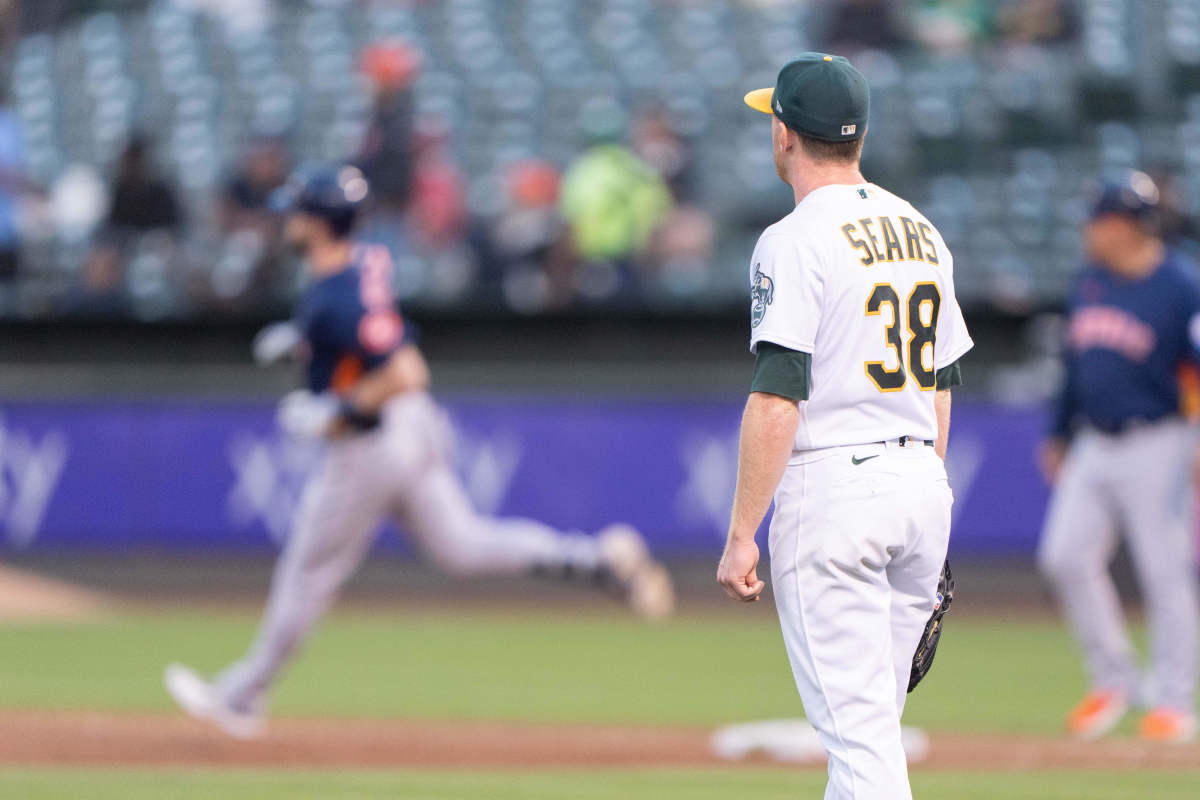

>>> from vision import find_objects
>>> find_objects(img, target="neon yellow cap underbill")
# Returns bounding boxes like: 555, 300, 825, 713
743, 88, 774, 114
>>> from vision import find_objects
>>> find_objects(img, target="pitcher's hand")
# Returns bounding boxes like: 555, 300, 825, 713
717, 537, 765, 603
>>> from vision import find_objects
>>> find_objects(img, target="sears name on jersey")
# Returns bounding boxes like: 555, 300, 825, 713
840, 215, 940, 267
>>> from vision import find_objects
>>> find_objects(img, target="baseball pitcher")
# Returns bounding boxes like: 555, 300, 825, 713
1038, 171, 1200, 743
165, 166, 674, 739
717, 54, 972, 800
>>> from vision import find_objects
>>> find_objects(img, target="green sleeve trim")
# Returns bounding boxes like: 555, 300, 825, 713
935, 359, 963, 390
751, 342, 811, 401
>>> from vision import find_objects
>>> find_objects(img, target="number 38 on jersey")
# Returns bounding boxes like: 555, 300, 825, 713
864, 282, 941, 393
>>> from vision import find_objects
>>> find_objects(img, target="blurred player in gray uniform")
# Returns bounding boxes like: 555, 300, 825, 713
1039, 171, 1200, 743
164, 166, 674, 738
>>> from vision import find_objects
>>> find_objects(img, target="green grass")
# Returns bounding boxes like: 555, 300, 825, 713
0, 607, 1128, 733
1, 767, 1198, 800
1, 609, 1197, 799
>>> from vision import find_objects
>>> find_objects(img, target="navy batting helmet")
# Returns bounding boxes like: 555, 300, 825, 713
271, 164, 370, 237
1089, 170, 1160, 222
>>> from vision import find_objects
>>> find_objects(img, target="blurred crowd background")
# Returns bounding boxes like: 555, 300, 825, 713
0, 0, 1194, 323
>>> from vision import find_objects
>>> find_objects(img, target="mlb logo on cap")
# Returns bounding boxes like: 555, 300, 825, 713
743, 53, 869, 143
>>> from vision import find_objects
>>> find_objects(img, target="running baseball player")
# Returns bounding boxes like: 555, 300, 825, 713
717, 54, 972, 800
1038, 171, 1200, 743
164, 166, 674, 739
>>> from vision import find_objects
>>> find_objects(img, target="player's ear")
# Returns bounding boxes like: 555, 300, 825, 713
772, 116, 791, 153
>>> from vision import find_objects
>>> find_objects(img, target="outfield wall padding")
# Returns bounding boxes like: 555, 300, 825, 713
0, 397, 1048, 557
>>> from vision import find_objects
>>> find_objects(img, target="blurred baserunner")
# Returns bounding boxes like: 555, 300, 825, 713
163, 165, 674, 739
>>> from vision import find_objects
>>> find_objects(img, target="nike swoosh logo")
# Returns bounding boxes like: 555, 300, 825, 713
851, 455, 880, 465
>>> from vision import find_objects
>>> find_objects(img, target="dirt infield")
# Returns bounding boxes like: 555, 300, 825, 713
0, 566, 113, 621
1, 711, 1198, 771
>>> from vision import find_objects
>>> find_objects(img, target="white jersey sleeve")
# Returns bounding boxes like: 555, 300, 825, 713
749, 232, 824, 355
932, 244, 973, 370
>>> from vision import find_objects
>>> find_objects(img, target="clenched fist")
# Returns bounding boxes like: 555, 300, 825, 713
717, 537, 765, 603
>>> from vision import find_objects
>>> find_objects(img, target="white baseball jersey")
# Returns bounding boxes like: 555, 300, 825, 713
749, 182, 973, 451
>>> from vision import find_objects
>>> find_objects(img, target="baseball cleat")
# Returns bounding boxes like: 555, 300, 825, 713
1065, 689, 1128, 740
164, 663, 265, 740
598, 524, 676, 620
1139, 709, 1197, 743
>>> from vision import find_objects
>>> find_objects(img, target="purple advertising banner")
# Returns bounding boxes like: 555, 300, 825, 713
0, 396, 1050, 557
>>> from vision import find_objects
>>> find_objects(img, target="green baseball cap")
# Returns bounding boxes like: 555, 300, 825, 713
744, 53, 869, 142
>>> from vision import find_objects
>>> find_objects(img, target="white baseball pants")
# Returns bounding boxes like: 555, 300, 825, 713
770, 439, 953, 800
1038, 418, 1198, 712
217, 392, 603, 710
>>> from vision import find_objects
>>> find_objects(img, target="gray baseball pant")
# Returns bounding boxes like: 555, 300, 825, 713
1038, 418, 1198, 712
217, 392, 603, 710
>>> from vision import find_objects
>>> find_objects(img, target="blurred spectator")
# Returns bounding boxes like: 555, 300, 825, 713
559, 139, 672, 304
560, 140, 672, 267
47, 163, 107, 250
632, 110, 699, 204
824, 0, 908, 53
479, 159, 573, 311
997, 0, 1079, 46
647, 207, 716, 299
1150, 170, 1200, 257
63, 239, 129, 318
177, 137, 292, 312
911, 0, 994, 54
629, 109, 714, 300
75, 136, 181, 317
408, 120, 466, 250
222, 136, 290, 232
358, 42, 421, 210
106, 137, 181, 234
0, 88, 25, 280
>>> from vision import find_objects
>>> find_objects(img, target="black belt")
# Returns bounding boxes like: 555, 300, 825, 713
895, 436, 935, 447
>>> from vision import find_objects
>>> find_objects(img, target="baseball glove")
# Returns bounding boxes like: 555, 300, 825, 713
907, 559, 955, 694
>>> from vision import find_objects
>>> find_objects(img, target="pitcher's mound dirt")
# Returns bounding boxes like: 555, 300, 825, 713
1, 711, 1198, 770
0, 566, 113, 621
